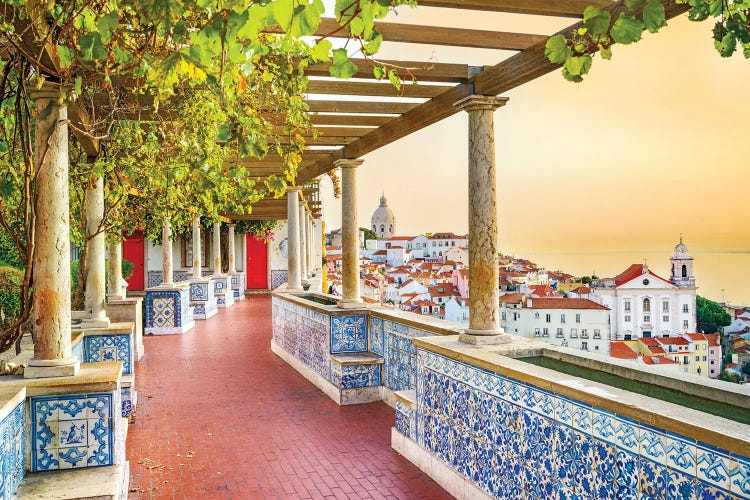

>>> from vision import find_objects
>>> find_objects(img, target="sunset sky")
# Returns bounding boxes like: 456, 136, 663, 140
315, 4, 750, 303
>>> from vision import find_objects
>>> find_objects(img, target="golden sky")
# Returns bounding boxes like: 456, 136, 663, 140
316, 5, 750, 302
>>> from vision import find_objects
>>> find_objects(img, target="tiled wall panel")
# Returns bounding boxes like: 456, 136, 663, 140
0, 401, 25, 499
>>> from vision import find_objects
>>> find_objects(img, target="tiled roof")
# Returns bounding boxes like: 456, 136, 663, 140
610, 342, 639, 359
528, 298, 609, 310
612, 264, 671, 287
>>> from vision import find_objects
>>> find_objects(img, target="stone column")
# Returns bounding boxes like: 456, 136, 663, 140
82, 176, 110, 327
286, 187, 303, 291
306, 215, 314, 273
25, 89, 80, 378
336, 159, 364, 307
227, 224, 237, 273
192, 216, 202, 279
107, 239, 126, 301
212, 222, 222, 275
299, 203, 308, 280
162, 218, 174, 286
453, 95, 511, 345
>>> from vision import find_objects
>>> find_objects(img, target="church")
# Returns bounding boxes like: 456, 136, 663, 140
371, 194, 396, 239
590, 239, 697, 340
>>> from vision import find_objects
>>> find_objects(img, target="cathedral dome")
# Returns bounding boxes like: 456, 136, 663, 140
673, 237, 690, 258
371, 194, 396, 238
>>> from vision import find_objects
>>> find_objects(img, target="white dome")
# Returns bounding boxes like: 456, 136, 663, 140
673, 237, 691, 258
371, 195, 395, 224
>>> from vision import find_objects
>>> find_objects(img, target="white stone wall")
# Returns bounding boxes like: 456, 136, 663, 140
269, 221, 289, 272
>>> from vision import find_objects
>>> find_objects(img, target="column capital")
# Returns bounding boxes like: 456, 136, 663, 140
334, 158, 364, 169
453, 95, 509, 113
228, 222, 236, 228
286, 186, 303, 193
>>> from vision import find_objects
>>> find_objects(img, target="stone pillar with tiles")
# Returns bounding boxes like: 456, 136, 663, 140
24, 89, 80, 378
81, 176, 110, 328
211, 222, 233, 308
227, 223, 245, 301
453, 95, 511, 345
336, 159, 364, 308
286, 187, 303, 292
299, 203, 308, 281
189, 216, 218, 319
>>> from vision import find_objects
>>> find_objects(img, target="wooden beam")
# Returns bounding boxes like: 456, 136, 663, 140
281, 18, 544, 51
274, 126, 375, 137
305, 100, 418, 114
306, 59, 473, 83
416, 0, 611, 17
309, 114, 393, 127
306, 80, 450, 98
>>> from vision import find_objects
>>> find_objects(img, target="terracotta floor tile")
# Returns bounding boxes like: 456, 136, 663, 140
127, 295, 450, 499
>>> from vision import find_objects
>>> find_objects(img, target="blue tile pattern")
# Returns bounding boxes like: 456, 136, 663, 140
331, 363, 381, 389
395, 399, 416, 441
30, 393, 117, 472
331, 315, 368, 353
368, 316, 385, 356
382, 320, 435, 392
411, 348, 750, 499
72, 338, 83, 362
84, 334, 133, 374
270, 270, 288, 289
0, 401, 25, 499
190, 282, 208, 301
121, 387, 134, 418
272, 297, 331, 380
145, 287, 193, 334
148, 270, 189, 287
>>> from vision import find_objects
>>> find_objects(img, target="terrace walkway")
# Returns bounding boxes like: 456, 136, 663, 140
126, 294, 450, 499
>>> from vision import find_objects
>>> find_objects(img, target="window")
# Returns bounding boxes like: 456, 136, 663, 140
662, 301, 669, 313
546, 314, 551, 323
683, 356, 689, 364
663, 316, 669, 322
501, 312, 507, 320
624, 334, 632, 340
513, 312, 519, 321
542, 328, 549, 337
581, 342, 589, 350
682, 264, 687, 278
561, 314, 566, 323
644, 315, 650, 322
683, 304, 689, 313
570, 329, 578, 338
710, 360, 715, 365
181, 233, 210, 268
643, 298, 651, 312
625, 315, 631, 322
593, 329, 601, 339
556, 328, 563, 338
576, 314, 581, 323
534, 328, 541, 337
595, 346, 599, 351
534, 312, 540, 319
581, 329, 589, 338
624, 301, 631, 312
432, 242, 436, 247
702, 356, 707, 361
683, 320, 689, 329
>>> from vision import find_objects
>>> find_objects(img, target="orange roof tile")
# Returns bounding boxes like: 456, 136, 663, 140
610, 342, 639, 359
528, 298, 609, 310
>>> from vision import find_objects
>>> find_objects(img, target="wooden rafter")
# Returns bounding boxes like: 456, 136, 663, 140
306, 80, 451, 98
305, 59, 477, 83
416, 0, 612, 17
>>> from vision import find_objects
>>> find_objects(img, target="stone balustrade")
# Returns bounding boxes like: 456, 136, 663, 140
271, 289, 750, 500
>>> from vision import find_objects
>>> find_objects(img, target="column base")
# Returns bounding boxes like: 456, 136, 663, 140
24, 356, 81, 379
79, 317, 111, 329
458, 332, 512, 346
337, 299, 365, 309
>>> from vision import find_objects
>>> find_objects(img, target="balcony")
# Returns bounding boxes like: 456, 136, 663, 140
272, 289, 750, 499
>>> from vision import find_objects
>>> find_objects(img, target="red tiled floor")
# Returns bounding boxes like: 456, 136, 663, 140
127, 294, 451, 499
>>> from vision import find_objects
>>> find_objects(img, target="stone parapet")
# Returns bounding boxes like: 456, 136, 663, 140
189, 278, 218, 320
106, 298, 144, 361
144, 284, 194, 335
229, 271, 245, 301
213, 274, 234, 309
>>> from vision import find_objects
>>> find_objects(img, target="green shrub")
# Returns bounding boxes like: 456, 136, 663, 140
0, 266, 22, 326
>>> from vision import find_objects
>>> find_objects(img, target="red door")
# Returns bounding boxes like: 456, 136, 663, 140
246, 234, 268, 289
123, 232, 145, 291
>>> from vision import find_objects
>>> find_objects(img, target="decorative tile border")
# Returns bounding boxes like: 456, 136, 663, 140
0, 401, 25, 499
272, 297, 331, 380
147, 270, 190, 288
29, 393, 118, 472
270, 270, 288, 290
382, 320, 436, 392
83, 334, 133, 374
145, 288, 194, 335
413, 348, 750, 499
121, 387, 136, 418
369, 316, 384, 356
331, 363, 381, 389
331, 315, 367, 353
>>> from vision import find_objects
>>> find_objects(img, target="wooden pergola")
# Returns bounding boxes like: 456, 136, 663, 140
5, 0, 689, 221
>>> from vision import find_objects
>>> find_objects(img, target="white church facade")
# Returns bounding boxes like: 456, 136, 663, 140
590, 239, 697, 340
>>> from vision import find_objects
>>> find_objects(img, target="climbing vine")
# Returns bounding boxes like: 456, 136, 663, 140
546, 0, 750, 82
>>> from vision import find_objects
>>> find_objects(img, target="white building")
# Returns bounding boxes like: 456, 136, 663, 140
411, 235, 429, 258
445, 246, 468, 266
591, 240, 697, 341
444, 296, 470, 325
499, 295, 612, 354
426, 232, 468, 259
370, 194, 396, 239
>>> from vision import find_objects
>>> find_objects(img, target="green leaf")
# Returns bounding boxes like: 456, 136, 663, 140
114, 46, 132, 64
545, 34, 572, 64
562, 67, 584, 83
583, 7, 612, 37
309, 39, 332, 62
388, 69, 402, 91
78, 33, 107, 61
563, 55, 592, 76
643, 0, 667, 33
624, 0, 646, 11
56, 44, 75, 69
96, 11, 119, 43
599, 45, 612, 59
74, 76, 82, 96
709, 0, 723, 17
373, 64, 386, 80
611, 14, 645, 44
272, 0, 294, 31
715, 31, 737, 57
329, 48, 357, 79
0, 177, 13, 198
362, 31, 383, 56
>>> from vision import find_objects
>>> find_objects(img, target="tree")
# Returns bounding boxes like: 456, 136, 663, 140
696, 295, 732, 334
719, 370, 742, 384
741, 362, 750, 378
360, 227, 377, 241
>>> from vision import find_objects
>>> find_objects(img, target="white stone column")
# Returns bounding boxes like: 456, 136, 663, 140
299, 203, 308, 280
336, 159, 364, 307
162, 218, 173, 286
212, 222, 222, 275
107, 239, 126, 301
192, 216, 202, 279
453, 95, 511, 345
26, 89, 80, 378
227, 223, 237, 273
82, 176, 110, 327
286, 187, 303, 291
306, 215, 314, 274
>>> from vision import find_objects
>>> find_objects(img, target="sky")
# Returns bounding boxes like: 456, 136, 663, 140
315, 5, 750, 304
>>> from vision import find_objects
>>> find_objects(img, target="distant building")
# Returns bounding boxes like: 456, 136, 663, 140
610, 332, 721, 378
426, 232, 468, 260
371, 194, 396, 239
591, 239, 697, 340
